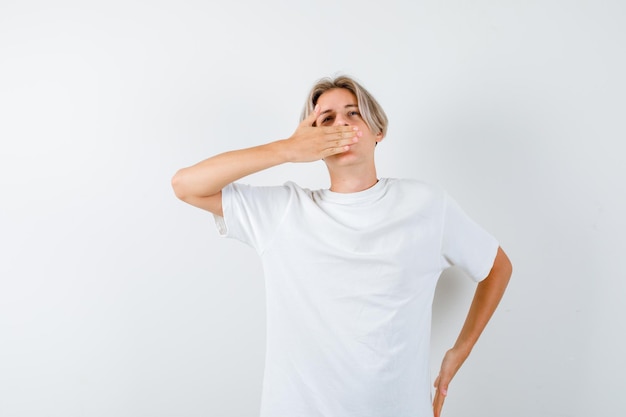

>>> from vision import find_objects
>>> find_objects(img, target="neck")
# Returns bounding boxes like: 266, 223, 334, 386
328, 165, 379, 193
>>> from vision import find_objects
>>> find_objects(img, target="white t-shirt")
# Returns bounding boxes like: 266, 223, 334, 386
214, 178, 498, 417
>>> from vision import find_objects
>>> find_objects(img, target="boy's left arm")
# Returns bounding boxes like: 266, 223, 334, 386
433, 246, 512, 417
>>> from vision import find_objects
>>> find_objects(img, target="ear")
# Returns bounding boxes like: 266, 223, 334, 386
375, 130, 384, 143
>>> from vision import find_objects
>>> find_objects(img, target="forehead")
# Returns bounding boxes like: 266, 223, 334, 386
316, 88, 357, 108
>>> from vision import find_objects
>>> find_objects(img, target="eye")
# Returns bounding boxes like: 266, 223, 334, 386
321, 115, 334, 125
348, 110, 361, 117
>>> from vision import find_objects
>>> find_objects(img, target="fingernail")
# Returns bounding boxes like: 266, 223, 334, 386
314, 105, 320, 112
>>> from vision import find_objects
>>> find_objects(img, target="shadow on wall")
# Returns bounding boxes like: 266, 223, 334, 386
431, 267, 477, 340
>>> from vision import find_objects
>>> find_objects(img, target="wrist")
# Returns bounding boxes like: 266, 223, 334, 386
271, 138, 296, 163
450, 342, 473, 359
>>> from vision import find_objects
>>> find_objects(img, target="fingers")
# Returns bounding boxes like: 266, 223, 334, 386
303, 105, 321, 127
433, 389, 445, 417
319, 127, 360, 158
325, 125, 360, 137
290, 111, 361, 161
323, 127, 361, 149
433, 375, 449, 417
321, 140, 355, 158
436, 380, 448, 398
336, 128, 355, 140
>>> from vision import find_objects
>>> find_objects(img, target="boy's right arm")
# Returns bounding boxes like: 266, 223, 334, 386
171, 107, 361, 216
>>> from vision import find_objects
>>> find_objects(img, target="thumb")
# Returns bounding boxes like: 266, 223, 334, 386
302, 104, 320, 126
435, 375, 449, 397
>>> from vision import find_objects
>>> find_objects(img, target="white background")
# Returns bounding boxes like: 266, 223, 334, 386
1, 1, 624, 416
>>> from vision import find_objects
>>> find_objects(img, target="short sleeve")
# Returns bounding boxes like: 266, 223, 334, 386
213, 182, 293, 253
441, 192, 499, 282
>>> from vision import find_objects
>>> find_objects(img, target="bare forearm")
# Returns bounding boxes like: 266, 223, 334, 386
171, 108, 359, 212
172, 140, 289, 200
453, 247, 512, 355
172, 108, 361, 200
433, 247, 512, 416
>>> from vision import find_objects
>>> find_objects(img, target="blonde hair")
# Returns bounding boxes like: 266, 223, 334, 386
300, 75, 388, 138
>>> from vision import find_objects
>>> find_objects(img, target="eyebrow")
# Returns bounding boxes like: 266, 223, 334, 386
319, 104, 359, 116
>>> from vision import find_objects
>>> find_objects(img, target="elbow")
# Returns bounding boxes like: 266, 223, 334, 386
486, 246, 512, 284
171, 167, 223, 209
171, 169, 189, 201
502, 247, 513, 277
496, 246, 513, 282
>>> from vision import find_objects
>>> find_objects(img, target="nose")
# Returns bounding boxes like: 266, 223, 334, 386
333, 114, 350, 126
